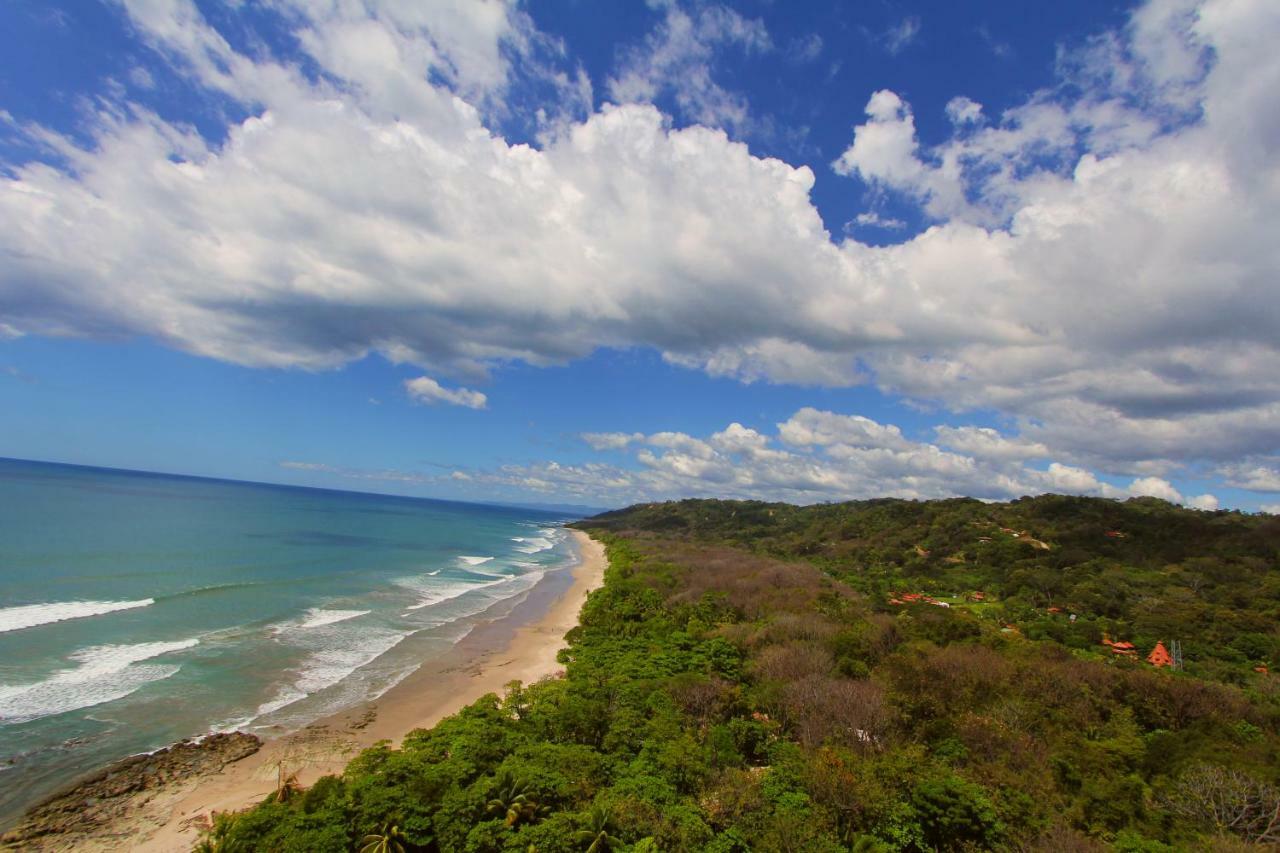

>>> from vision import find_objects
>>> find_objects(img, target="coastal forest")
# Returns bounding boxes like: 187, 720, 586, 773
203, 495, 1279, 851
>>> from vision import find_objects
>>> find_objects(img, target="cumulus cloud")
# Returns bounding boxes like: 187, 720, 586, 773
404, 377, 487, 409
277, 407, 1237, 511
778, 407, 913, 451
1185, 493, 1219, 510
0, 0, 1278, 493
457, 407, 1221, 508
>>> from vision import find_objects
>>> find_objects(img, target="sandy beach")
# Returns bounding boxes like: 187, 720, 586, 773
10, 530, 605, 852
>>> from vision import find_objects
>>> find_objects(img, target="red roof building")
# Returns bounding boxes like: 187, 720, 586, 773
1102, 635, 1138, 656
1147, 641, 1174, 668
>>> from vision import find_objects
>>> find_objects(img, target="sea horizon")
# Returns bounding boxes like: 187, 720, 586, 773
0, 457, 581, 826
0, 455, 606, 519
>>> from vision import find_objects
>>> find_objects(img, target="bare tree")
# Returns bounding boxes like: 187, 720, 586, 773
752, 641, 834, 683
257, 726, 357, 800
1161, 764, 1280, 845
782, 676, 887, 750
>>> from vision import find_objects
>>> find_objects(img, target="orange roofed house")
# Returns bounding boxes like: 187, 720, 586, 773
1147, 641, 1175, 668
1101, 635, 1138, 657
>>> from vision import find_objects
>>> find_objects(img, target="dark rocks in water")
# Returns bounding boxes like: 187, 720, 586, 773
1, 731, 260, 848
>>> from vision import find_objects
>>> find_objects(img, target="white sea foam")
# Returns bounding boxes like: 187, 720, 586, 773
258, 566, 553, 721
457, 555, 493, 566
403, 578, 502, 610
512, 535, 554, 554
0, 639, 199, 724
295, 608, 370, 630
253, 625, 410, 719
0, 599, 155, 634
251, 688, 306, 719
431, 570, 546, 622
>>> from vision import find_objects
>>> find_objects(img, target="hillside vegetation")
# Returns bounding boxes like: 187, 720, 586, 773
204, 495, 1279, 851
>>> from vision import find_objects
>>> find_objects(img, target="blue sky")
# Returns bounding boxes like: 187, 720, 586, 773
1, 0, 1277, 512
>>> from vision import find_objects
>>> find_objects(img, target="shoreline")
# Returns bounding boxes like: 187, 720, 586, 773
7, 530, 606, 852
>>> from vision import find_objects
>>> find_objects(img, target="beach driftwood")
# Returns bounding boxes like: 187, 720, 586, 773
1, 731, 260, 850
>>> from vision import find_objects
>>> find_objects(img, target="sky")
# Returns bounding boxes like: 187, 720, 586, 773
0, 0, 1277, 513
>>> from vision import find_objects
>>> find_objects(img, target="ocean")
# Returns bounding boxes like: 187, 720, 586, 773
0, 458, 577, 825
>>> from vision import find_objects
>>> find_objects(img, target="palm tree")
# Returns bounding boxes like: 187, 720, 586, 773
485, 773, 548, 828
573, 805, 623, 853
267, 771, 302, 804
359, 822, 408, 853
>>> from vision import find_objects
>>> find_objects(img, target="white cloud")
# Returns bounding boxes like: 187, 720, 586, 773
458, 407, 1219, 508
1219, 462, 1280, 492
945, 96, 984, 125
607, 2, 770, 132
883, 17, 921, 55
848, 211, 906, 230
0, 0, 1278, 491
1126, 475, 1186, 502
274, 407, 1225, 511
1185, 493, 1219, 510
976, 25, 1012, 59
832, 90, 932, 192
1261, 504, 1280, 515
279, 460, 334, 472
581, 431, 645, 450
127, 66, 156, 90
404, 376, 487, 409
933, 426, 1049, 462
778, 407, 913, 451
278, 459, 432, 485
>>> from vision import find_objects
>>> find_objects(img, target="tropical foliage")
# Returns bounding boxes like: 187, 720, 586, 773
202, 495, 1278, 851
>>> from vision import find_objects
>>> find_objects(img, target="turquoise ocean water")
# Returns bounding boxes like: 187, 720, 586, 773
0, 458, 576, 825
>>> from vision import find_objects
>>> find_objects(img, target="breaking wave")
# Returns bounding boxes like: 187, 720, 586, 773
0, 639, 199, 724
0, 599, 155, 634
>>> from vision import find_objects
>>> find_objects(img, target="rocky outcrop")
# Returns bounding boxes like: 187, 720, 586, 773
1, 732, 260, 849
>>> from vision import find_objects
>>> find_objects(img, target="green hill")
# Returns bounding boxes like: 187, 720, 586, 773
581, 495, 1280, 684
201, 495, 1278, 851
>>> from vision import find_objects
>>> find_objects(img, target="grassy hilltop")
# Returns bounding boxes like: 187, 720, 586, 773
203, 495, 1278, 852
